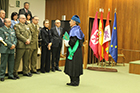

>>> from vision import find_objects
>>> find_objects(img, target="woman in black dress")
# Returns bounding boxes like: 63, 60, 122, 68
40, 19, 52, 73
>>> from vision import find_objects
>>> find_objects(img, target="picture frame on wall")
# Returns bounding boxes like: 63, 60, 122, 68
16, 0, 20, 7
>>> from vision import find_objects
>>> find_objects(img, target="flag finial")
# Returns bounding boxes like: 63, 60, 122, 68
115, 8, 117, 13
108, 8, 110, 12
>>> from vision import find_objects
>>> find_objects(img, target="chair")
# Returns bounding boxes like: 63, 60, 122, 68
109, 48, 125, 66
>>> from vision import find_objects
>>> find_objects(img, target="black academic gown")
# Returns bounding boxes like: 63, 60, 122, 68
64, 36, 84, 77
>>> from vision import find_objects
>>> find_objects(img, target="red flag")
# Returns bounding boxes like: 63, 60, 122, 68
98, 12, 104, 61
89, 12, 99, 58
103, 11, 111, 61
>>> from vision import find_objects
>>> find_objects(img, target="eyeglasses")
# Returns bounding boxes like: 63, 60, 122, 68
34, 19, 39, 21
20, 18, 26, 19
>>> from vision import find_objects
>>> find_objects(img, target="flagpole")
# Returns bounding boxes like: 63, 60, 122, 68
98, 56, 100, 67
105, 8, 111, 68
102, 60, 103, 67
92, 54, 94, 67
95, 56, 96, 66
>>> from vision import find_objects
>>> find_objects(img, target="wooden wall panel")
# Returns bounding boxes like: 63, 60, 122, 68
112, 0, 140, 63
88, 0, 140, 63
45, 0, 89, 40
89, 0, 112, 19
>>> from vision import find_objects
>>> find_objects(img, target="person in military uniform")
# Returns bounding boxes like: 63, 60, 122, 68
0, 18, 17, 81
14, 14, 32, 78
28, 16, 40, 74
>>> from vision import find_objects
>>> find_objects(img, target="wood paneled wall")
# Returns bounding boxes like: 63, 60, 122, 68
113, 0, 140, 63
46, 0, 140, 63
45, 0, 89, 40
88, 0, 140, 63
89, 0, 112, 19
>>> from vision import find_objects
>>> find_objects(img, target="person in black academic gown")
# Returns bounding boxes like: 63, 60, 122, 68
40, 19, 53, 73
64, 15, 85, 86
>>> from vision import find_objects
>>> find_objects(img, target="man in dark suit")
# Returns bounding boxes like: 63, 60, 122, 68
50, 20, 64, 72
19, 2, 32, 18
0, 10, 5, 27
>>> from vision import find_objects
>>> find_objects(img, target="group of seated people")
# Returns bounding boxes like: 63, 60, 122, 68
0, 2, 64, 82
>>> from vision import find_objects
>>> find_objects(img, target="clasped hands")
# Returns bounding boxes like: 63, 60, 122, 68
10, 44, 15, 50
25, 39, 30, 45
47, 43, 52, 50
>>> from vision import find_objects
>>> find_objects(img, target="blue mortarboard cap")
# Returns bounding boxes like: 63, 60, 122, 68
71, 15, 81, 23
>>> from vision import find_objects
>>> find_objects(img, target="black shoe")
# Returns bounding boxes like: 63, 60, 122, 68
72, 83, 79, 86
14, 75, 20, 79
67, 82, 79, 86
23, 73, 32, 77
0, 78, 4, 81
28, 72, 33, 76
51, 67, 55, 72
66, 83, 72, 85
41, 71, 45, 73
55, 68, 62, 71
71, 82, 79, 86
46, 71, 50, 73
32, 71, 40, 74
8, 77, 17, 80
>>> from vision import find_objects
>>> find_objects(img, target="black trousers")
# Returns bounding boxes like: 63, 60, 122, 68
40, 46, 50, 72
51, 46, 61, 68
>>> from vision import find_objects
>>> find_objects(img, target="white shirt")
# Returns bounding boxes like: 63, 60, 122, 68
0, 17, 4, 23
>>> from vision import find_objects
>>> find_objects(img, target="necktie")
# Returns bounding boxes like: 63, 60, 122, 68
26, 9, 28, 13
58, 28, 60, 36
35, 25, 37, 30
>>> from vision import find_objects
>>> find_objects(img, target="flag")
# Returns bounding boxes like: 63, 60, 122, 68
103, 11, 111, 61
89, 12, 99, 58
63, 32, 70, 40
109, 13, 118, 62
98, 12, 104, 61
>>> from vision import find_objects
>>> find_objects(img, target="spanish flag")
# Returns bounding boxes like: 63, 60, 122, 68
98, 12, 104, 61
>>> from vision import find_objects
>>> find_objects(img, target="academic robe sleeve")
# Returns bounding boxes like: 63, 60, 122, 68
69, 36, 78, 47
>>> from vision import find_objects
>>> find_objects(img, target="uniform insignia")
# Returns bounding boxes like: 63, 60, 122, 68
11, 32, 15, 34
6, 36, 8, 40
27, 28, 29, 30
4, 32, 7, 34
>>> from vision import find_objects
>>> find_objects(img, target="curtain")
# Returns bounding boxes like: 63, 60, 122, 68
0, 0, 9, 18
